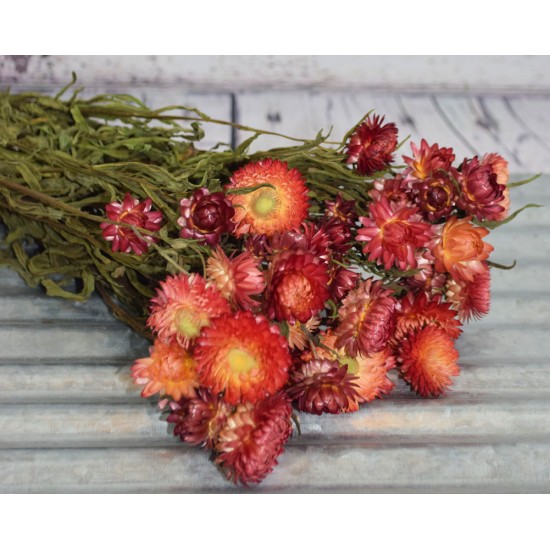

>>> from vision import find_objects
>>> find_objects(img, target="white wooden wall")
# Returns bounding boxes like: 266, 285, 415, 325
1, 55, 549, 492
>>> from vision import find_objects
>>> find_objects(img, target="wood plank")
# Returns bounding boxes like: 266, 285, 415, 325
3, 55, 550, 93
2, 387, 550, 449
1, 442, 549, 493
2, 355, 549, 406
0, 325, 148, 361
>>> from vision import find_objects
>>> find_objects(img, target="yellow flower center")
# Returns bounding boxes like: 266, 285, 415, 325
227, 348, 258, 374
251, 189, 278, 218
175, 309, 203, 339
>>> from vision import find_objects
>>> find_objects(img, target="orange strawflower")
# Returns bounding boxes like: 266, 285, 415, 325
194, 312, 291, 405
394, 291, 462, 341
446, 262, 491, 322
267, 251, 329, 323
131, 338, 199, 401
397, 325, 460, 397
432, 216, 493, 283
226, 159, 309, 237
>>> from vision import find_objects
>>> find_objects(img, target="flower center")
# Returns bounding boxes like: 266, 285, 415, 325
175, 309, 203, 339
251, 189, 278, 218
339, 355, 359, 375
383, 220, 410, 244
227, 348, 258, 374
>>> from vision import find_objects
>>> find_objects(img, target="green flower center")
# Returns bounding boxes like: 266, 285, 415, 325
339, 355, 359, 375
227, 348, 257, 374
251, 189, 278, 218
175, 310, 203, 339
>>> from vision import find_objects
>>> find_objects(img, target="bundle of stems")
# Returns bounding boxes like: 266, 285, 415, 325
0, 79, 377, 339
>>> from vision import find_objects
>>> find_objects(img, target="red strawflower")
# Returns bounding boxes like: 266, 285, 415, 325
194, 311, 291, 405
404, 249, 448, 294
147, 272, 230, 348
432, 216, 493, 283
131, 338, 199, 402
206, 246, 266, 311
167, 389, 232, 449
396, 325, 460, 398
346, 115, 398, 176
267, 251, 329, 323
322, 217, 353, 259
368, 175, 413, 208
357, 196, 433, 271
394, 291, 462, 341
226, 159, 309, 237
328, 266, 361, 302
455, 157, 506, 221
412, 175, 456, 222
324, 193, 357, 224
178, 187, 235, 246
100, 193, 163, 255
288, 359, 360, 415
308, 331, 395, 412
446, 262, 491, 322
333, 278, 398, 357
215, 392, 293, 485
402, 139, 455, 182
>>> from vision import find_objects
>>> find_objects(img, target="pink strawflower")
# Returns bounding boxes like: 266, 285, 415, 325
206, 246, 266, 311
333, 278, 398, 357
100, 193, 163, 255
402, 139, 455, 182
147, 272, 231, 348
357, 196, 433, 271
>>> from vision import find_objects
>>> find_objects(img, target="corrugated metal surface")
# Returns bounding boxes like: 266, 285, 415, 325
0, 81, 549, 492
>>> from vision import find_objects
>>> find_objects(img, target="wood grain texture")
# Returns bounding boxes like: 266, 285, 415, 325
234, 92, 550, 172
2, 56, 550, 92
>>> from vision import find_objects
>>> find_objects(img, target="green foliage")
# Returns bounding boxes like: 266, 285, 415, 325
0, 83, 380, 339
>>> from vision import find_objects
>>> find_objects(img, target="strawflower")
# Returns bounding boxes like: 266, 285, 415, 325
226, 159, 309, 237
178, 187, 235, 246
215, 392, 293, 484
100, 193, 162, 255
206, 246, 265, 311
346, 115, 398, 176
333, 278, 397, 358
432, 216, 494, 283
357, 196, 432, 271
396, 325, 460, 397
194, 311, 291, 405
131, 338, 199, 402
147, 273, 230, 347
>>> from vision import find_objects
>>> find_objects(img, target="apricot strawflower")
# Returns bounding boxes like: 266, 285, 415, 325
131, 338, 199, 402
